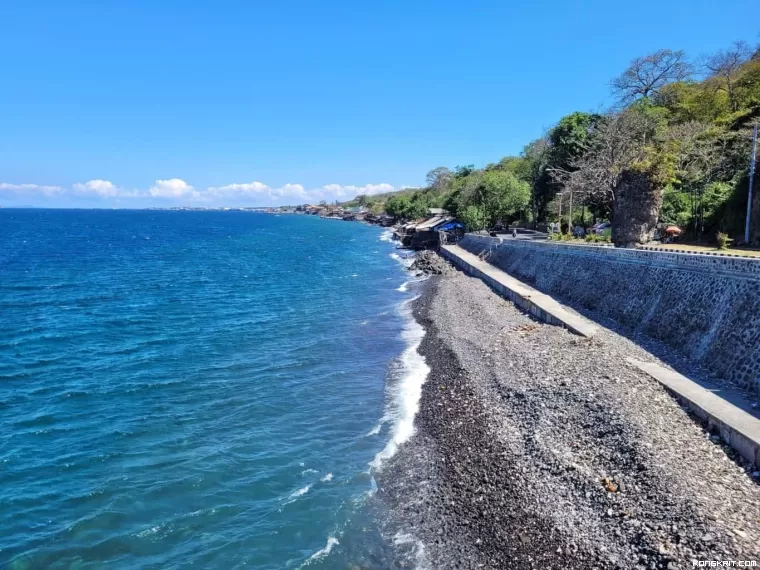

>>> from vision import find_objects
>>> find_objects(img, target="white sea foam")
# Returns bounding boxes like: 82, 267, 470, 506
284, 484, 312, 504
301, 468, 318, 476
389, 251, 417, 273
300, 536, 339, 567
365, 421, 383, 436
379, 230, 393, 242
370, 298, 430, 469
398, 275, 430, 293
320, 472, 333, 482
136, 525, 162, 538
393, 532, 430, 570
290, 485, 311, 498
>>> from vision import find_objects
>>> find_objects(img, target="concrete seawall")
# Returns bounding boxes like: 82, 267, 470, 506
456, 234, 760, 393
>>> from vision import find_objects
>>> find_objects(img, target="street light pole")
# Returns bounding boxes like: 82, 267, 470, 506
745, 123, 758, 244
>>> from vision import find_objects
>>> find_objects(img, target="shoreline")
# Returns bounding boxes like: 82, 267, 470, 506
375, 264, 760, 569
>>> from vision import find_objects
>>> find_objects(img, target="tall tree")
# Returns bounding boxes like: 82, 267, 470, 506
425, 167, 453, 192
450, 170, 529, 230
454, 165, 476, 178
482, 171, 531, 226
549, 112, 602, 166
552, 103, 671, 245
521, 137, 551, 225
384, 195, 410, 219
703, 41, 754, 112
611, 49, 692, 104
522, 113, 601, 225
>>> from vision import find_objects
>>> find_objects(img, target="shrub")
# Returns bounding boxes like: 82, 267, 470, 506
716, 231, 730, 250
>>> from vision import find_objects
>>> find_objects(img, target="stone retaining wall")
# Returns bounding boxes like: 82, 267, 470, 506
457, 235, 760, 393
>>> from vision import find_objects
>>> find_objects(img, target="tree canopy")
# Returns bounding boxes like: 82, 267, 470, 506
362, 39, 760, 243
611, 49, 692, 105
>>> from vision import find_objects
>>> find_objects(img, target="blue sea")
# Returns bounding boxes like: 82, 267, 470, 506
0, 210, 428, 569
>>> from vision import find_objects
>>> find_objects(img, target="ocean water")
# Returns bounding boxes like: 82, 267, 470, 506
0, 210, 426, 569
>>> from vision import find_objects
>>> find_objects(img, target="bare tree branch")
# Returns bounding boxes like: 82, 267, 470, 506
703, 41, 753, 112
611, 49, 692, 105
425, 167, 453, 191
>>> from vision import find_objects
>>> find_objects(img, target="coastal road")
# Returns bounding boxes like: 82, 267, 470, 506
473, 229, 548, 241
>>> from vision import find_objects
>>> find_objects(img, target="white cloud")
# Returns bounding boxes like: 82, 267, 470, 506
207, 181, 350, 203
0, 179, 403, 206
208, 181, 270, 196
73, 179, 121, 197
316, 183, 395, 201
0, 183, 63, 196
273, 183, 309, 200
149, 178, 202, 199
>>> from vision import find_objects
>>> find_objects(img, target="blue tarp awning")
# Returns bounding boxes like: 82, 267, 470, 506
435, 222, 464, 232
436, 221, 463, 231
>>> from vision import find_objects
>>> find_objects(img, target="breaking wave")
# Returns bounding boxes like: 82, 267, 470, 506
284, 484, 312, 505
299, 536, 340, 567
370, 298, 430, 470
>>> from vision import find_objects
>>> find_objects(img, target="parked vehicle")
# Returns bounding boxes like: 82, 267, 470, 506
592, 222, 611, 235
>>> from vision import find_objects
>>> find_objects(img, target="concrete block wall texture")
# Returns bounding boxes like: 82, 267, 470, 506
457, 235, 760, 393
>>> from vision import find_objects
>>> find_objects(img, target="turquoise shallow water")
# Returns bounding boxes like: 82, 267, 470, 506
0, 210, 416, 569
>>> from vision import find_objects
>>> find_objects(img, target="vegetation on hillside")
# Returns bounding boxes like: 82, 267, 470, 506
353, 39, 760, 246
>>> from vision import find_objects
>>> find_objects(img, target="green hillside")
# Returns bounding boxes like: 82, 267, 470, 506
363, 41, 760, 245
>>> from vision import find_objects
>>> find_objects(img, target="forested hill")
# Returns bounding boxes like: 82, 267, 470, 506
351, 40, 760, 245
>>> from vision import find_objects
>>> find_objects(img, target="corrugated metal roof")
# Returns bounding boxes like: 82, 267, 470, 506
431, 216, 454, 229
403, 218, 427, 230
415, 216, 445, 230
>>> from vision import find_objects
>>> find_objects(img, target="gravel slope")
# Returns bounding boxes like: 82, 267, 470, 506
377, 271, 760, 570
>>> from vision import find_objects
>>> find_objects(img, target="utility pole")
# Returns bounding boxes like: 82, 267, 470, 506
568, 187, 573, 235
745, 123, 758, 244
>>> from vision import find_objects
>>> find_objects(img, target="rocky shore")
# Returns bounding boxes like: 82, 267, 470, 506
376, 266, 760, 569
409, 250, 456, 276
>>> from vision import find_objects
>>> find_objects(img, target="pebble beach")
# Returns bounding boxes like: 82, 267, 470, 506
376, 265, 760, 569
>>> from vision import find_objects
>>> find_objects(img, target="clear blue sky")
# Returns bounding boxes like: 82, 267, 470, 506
1, 0, 756, 207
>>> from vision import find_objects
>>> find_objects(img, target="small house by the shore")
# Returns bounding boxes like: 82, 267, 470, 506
396, 214, 464, 249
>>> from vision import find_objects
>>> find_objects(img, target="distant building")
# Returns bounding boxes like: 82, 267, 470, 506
397, 214, 463, 249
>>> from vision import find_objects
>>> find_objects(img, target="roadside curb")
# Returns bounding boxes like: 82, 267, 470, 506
627, 358, 760, 468
636, 245, 758, 259
440, 244, 598, 338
